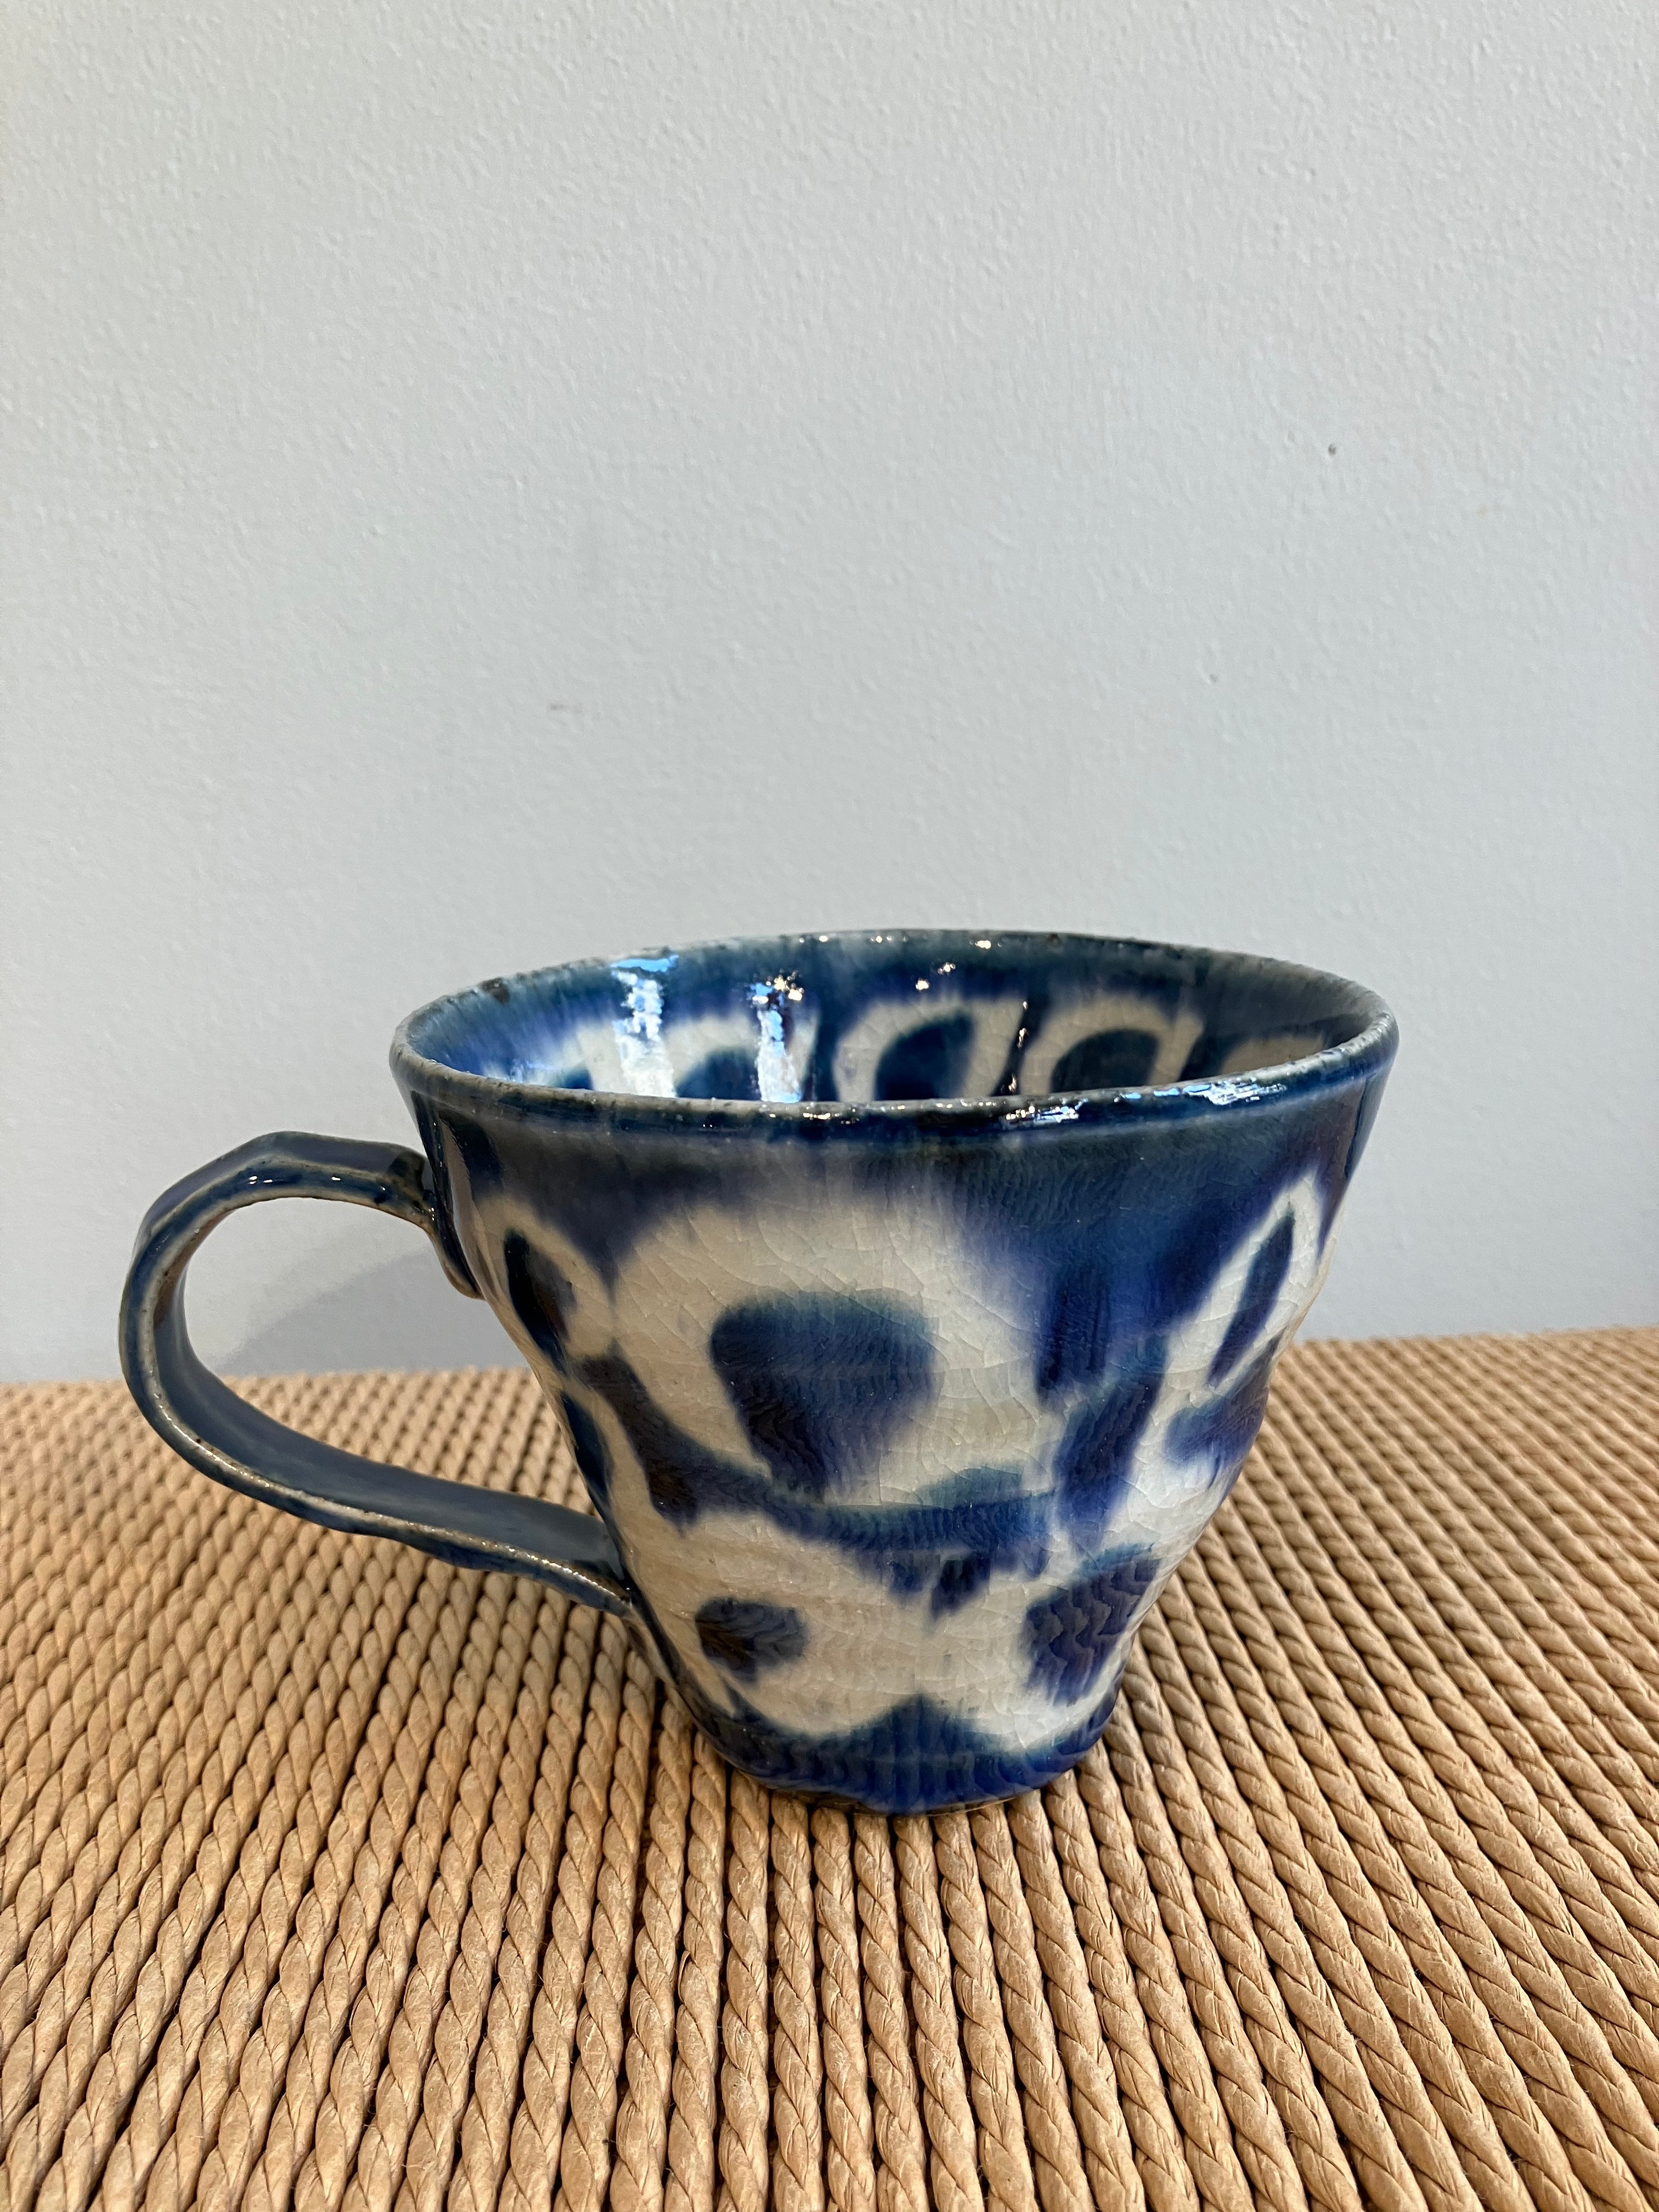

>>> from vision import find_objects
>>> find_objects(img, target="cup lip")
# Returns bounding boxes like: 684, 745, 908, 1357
390, 927, 1397, 1135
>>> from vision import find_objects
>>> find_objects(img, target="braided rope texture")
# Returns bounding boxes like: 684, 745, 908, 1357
0, 1328, 1655, 2212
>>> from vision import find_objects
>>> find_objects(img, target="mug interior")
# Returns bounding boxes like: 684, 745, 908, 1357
401, 930, 1383, 1108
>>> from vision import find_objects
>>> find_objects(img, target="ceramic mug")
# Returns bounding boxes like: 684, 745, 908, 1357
121, 930, 1395, 1813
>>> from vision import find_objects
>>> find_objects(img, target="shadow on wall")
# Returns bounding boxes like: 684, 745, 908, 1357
222, 1249, 524, 1376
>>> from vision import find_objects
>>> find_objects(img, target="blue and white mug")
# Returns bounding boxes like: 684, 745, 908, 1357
121, 930, 1395, 1813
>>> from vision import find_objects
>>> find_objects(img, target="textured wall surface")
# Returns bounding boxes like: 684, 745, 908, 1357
4, 0, 1656, 1380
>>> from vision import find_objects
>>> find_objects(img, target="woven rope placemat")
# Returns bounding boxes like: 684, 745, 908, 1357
1, 1331, 1656, 2212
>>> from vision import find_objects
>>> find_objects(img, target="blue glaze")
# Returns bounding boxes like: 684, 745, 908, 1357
503, 1229, 577, 1369
710, 1294, 935, 1497
1024, 1550, 1164, 1702
699, 1685, 1126, 1808
680, 1046, 761, 1103
1053, 1356, 1166, 1553
559, 1389, 612, 1504
1051, 1028, 1160, 1091
1209, 1216, 1293, 1384
696, 1598, 808, 1678
1036, 1261, 1116, 1398
1169, 1341, 1282, 1476
876, 1012, 975, 1101
120, 929, 1395, 1813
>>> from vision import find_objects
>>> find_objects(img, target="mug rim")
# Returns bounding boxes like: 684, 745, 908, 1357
391, 927, 1397, 1134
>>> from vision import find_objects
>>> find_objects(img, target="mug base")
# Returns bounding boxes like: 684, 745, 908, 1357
652, 1662, 1125, 1815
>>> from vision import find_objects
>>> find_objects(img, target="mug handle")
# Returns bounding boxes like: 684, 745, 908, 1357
119, 1131, 636, 1618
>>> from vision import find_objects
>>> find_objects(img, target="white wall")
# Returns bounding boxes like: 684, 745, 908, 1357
4, 0, 1656, 1383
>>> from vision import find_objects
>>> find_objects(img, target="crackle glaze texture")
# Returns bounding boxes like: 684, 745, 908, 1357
394, 930, 1395, 1812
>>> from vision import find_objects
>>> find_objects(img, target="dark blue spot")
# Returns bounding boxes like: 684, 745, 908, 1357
887, 1558, 930, 1598
1171, 1342, 1278, 1476
1177, 1029, 1316, 1082
578, 1352, 734, 1523
1054, 1355, 1165, 1552
678, 1046, 758, 1101
886, 1481, 1050, 1608
1178, 1031, 1234, 1080
910, 1463, 1026, 1509
930, 1553, 992, 1615
898, 1471, 1052, 1615
1024, 1550, 1162, 1702
872, 1487, 1048, 1571
410, 1100, 485, 1290
1037, 1262, 1115, 1399
439, 1111, 505, 1206
552, 1066, 594, 1090
1050, 1029, 1159, 1092
1209, 1216, 1293, 1384
696, 1598, 807, 1679
504, 1231, 576, 1372
709, 1294, 935, 1498
560, 1391, 611, 1502
875, 1013, 974, 1101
